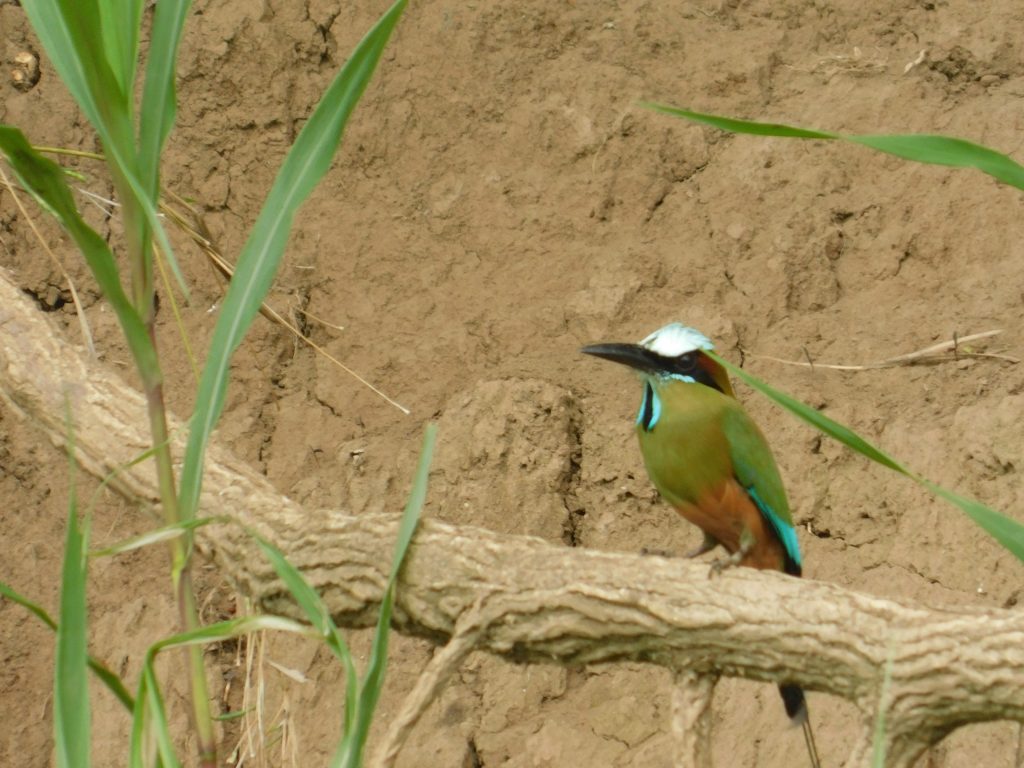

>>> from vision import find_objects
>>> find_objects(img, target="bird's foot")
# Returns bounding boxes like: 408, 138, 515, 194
707, 530, 754, 578
707, 549, 744, 578
640, 546, 675, 558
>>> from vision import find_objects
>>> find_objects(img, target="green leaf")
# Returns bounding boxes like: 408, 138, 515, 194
20, 0, 189, 300
643, 104, 1024, 191
924, 482, 1024, 563
178, 0, 409, 522
0, 580, 57, 630
85, 441, 161, 515
251, 535, 351, 655
129, 615, 316, 767
149, 615, 315, 653
334, 422, 436, 768
707, 350, 1024, 563
871, 647, 895, 768
0, 127, 159, 380
0, 581, 135, 711
643, 104, 835, 140
90, 517, 223, 557
388, 423, 437, 583
215, 709, 250, 722
135, 666, 181, 768
54, 452, 91, 768
128, 675, 151, 768
252, 533, 359, 731
98, 0, 144, 96
21, 0, 127, 123
88, 659, 136, 713
138, 0, 191, 198
709, 352, 908, 475
849, 135, 1024, 189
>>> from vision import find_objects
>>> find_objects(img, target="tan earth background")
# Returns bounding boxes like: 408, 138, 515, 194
2, 0, 1024, 766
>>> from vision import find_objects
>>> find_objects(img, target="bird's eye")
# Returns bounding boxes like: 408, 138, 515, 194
676, 352, 697, 371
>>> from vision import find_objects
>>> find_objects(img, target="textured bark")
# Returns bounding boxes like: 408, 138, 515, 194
672, 671, 715, 768
2, 272, 1024, 767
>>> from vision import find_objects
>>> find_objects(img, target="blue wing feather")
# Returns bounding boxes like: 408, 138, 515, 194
747, 485, 802, 571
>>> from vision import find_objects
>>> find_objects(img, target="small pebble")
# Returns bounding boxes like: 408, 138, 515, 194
11, 50, 40, 91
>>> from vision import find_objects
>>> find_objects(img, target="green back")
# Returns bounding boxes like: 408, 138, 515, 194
720, 406, 792, 526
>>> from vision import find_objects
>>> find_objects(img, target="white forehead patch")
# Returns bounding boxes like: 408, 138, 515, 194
640, 323, 714, 357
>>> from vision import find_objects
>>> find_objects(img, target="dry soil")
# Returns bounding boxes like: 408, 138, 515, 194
2, 1, 1024, 766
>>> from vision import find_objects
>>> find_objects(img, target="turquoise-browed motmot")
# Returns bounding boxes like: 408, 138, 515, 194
583, 323, 820, 767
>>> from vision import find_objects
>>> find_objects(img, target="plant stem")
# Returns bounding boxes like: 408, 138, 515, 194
122, 193, 152, 317
119, 158, 218, 764
145, 377, 218, 767
177, 558, 218, 768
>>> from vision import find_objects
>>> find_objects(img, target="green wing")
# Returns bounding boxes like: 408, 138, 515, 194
721, 405, 801, 569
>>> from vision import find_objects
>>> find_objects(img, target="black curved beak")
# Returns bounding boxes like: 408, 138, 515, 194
581, 343, 661, 374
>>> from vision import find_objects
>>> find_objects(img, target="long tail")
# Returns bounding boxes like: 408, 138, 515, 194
780, 684, 821, 768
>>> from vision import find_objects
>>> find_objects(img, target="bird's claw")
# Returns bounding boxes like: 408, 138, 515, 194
707, 551, 743, 579
707, 529, 756, 578
640, 546, 675, 558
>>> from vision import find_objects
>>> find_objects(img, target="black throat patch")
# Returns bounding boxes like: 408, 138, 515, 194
639, 381, 656, 431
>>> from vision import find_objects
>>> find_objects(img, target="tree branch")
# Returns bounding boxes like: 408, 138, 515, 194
2, 272, 1023, 767
672, 671, 715, 768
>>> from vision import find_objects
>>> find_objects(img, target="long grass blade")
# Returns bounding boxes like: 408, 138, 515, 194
711, 352, 908, 475
178, 0, 408, 523
249, 537, 350, 656
644, 106, 834, 140
129, 616, 316, 767
90, 517, 223, 558
0, 581, 135, 710
0, 126, 159, 377
849, 135, 1024, 189
924, 482, 1024, 562
20, 0, 189, 299
89, 659, 136, 713
643, 105, 1024, 191
138, 0, 191, 197
128, 674, 150, 768
708, 350, 1024, 562
388, 423, 437, 579
0, 164, 97, 356
138, 665, 182, 768
334, 422, 436, 768
21, 0, 126, 121
55, 429, 91, 768
252, 534, 359, 731
135, 0, 194, 296
98, 0, 144, 96
871, 646, 895, 767
154, 615, 317, 651
0, 580, 58, 630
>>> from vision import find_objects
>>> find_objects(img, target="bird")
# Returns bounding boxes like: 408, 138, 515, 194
582, 322, 820, 768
